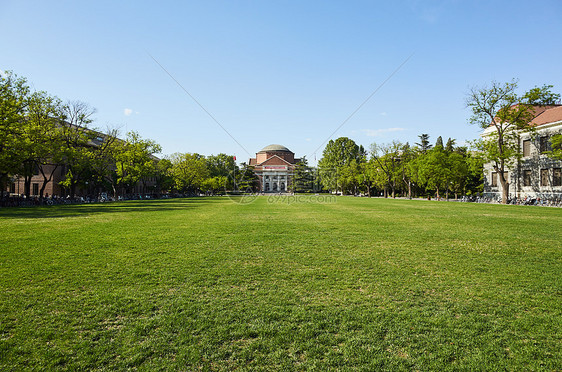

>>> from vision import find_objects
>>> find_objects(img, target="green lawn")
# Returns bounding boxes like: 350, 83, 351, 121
0, 196, 560, 370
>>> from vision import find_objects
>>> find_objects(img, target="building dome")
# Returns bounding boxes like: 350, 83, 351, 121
259, 144, 291, 152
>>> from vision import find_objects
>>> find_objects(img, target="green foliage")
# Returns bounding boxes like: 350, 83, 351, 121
318, 137, 364, 192
236, 162, 259, 192
466, 80, 559, 203
293, 157, 317, 192
522, 84, 561, 105
0, 71, 30, 189
206, 153, 237, 190
415, 133, 432, 153
168, 153, 209, 193
114, 131, 161, 191
546, 133, 562, 160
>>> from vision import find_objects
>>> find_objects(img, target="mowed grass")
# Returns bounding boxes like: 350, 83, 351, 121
0, 197, 560, 371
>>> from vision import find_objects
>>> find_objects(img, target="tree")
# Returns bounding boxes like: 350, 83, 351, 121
466, 80, 560, 204
0, 71, 30, 196
318, 137, 364, 193
169, 153, 209, 193
58, 101, 97, 198
24, 91, 65, 199
415, 134, 432, 153
546, 134, 562, 160
370, 141, 403, 198
523, 84, 560, 105
435, 136, 444, 149
236, 162, 259, 192
154, 158, 174, 194
417, 146, 450, 199
399, 142, 416, 199
445, 138, 456, 152
88, 127, 122, 197
206, 153, 237, 191
447, 151, 469, 199
115, 131, 162, 196
338, 159, 364, 195
293, 156, 316, 193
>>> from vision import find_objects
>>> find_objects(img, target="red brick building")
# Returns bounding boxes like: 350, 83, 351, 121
249, 144, 300, 192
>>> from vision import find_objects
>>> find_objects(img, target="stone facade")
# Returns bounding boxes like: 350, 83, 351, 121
482, 106, 562, 200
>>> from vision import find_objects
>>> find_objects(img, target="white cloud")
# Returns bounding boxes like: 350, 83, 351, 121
362, 127, 405, 137
124, 108, 133, 116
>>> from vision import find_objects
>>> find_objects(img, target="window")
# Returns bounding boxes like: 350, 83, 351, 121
540, 169, 549, 186
32, 183, 39, 195
522, 139, 531, 157
10, 183, 15, 194
539, 136, 551, 154
554, 168, 562, 186
523, 170, 532, 186
491, 171, 508, 187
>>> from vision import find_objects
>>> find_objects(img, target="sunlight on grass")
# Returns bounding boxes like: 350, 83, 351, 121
0, 197, 560, 370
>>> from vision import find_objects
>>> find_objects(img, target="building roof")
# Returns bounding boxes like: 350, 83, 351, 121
259, 144, 292, 152
532, 105, 562, 126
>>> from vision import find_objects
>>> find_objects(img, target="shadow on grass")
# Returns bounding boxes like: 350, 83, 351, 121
0, 197, 224, 219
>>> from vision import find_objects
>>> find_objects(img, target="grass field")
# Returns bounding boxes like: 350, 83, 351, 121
0, 196, 560, 370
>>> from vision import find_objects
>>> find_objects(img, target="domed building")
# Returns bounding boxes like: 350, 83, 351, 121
249, 144, 300, 192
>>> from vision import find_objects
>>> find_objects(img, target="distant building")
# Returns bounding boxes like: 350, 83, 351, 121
5, 130, 159, 198
249, 144, 300, 192
482, 105, 562, 199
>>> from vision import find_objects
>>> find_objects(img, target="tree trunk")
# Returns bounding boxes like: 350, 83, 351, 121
500, 179, 509, 204
407, 181, 412, 199
39, 165, 58, 203
24, 175, 31, 199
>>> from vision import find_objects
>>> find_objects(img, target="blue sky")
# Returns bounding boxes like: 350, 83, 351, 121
2, 0, 561, 164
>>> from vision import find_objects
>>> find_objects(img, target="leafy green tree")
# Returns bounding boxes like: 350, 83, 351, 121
435, 136, 444, 149
154, 158, 174, 194
546, 134, 562, 160
399, 142, 417, 199
466, 80, 560, 203
0, 71, 30, 196
318, 137, 364, 193
445, 138, 456, 152
415, 134, 432, 154
293, 156, 316, 193
338, 159, 365, 195
447, 151, 469, 199
24, 91, 65, 199
523, 84, 560, 105
370, 141, 403, 198
464, 148, 485, 195
58, 101, 97, 197
88, 128, 122, 197
236, 162, 259, 192
206, 153, 237, 190
115, 131, 161, 195
417, 146, 450, 199
169, 153, 209, 193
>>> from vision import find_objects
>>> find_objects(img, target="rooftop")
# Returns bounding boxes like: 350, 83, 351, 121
259, 144, 292, 152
